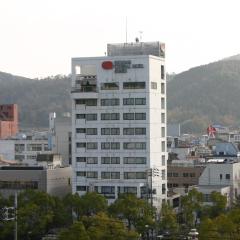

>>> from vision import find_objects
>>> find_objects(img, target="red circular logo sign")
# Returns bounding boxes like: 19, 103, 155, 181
102, 61, 113, 70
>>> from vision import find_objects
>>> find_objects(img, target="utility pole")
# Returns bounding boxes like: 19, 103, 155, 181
14, 192, 18, 240
1, 192, 18, 240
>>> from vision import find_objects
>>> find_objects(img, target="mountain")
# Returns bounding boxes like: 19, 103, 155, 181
167, 59, 240, 133
0, 72, 71, 128
1, 56, 240, 132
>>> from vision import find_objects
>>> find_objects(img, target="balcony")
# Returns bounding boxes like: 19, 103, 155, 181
72, 74, 98, 95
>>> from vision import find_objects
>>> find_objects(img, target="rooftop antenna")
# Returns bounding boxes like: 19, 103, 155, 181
139, 31, 143, 42
125, 17, 128, 43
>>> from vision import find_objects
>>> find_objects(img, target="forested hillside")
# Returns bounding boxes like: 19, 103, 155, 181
1, 57, 240, 132
167, 59, 240, 132
0, 72, 71, 128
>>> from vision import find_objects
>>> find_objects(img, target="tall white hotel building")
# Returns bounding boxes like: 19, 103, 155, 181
71, 41, 167, 208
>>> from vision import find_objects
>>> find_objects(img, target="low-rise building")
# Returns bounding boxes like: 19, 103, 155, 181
168, 161, 205, 190
0, 132, 52, 165
198, 161, 240, 206
0, 165, 71, 198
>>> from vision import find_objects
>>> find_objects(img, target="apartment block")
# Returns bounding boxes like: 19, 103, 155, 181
0, 104, 18, 139
71, 41, 167, 208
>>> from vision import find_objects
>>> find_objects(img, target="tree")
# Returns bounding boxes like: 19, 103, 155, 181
82, 212, 138, 240
108, 193, 155, 236
180, 189, 203, 227
159, 203, 179, 237
209, 191, 227, 218
58, 221, 90, 240
199, 217, 220, 240
80, 192, 108, 216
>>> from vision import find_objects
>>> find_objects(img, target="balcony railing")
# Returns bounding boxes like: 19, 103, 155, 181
71, 85, 97, 93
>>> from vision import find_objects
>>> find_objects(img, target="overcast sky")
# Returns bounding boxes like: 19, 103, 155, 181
0, 0, 239, 78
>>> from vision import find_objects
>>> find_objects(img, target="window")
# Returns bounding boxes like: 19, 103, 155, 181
86, 114, 97, 121
161, 141, 166, 152
76, 157, 86, 162
76, 186, 86, 191
86, 157, 98, 164
123, 128, 135, 135
101, 142, 110, 150
123, 98, 146, 105
162, 170, 166, 180
162, 184, 166, 194
111, 172, 120, 179
162, 155, 166, 166
76, 114, 85, 119
124, 187, 137, 194
101, 128, 120, 135
173, 172, 179, 177
123, 82, 145, 89
101, 186, 115, 194
111, 128, 120, 135
161, 127, 165, 138
220, 174, 222, 180
161, 83, 165, 94
86, 142, 98, 149
124, 172, 136, 179
111, 142, 120, 149
135, 142, 146, 149
135, 128, 146, 135
124, 172, 146, 179
77, 171, 86, 177
124, 157, 146, 164
151, 82, 157, 89
136, 172, 146, 179
27, 155, 36, 160
161, 65, 165, 79
161, 113, 165, 123
226, 174, 230, 180
75, 99, 97, 106
101, 172, 111, 179
111, 113, 120, 120
101, 113, 110, 120
76, 142, 86, 148
111, 157, 120, 164
101, 82, 119, 90
101, 98, 119, 106
123, 142, 135, 149
76, 128, 86, 134
101, 157, 120, 164
123, 98, 134, 105
183, 173, 189, 177
135, 98, 146, 105
27, 144, 42, 151
101, 113, 120, 120
15, 144, 25, 153
123, 113, 134, 120
101, 128, 110, 135
161, 98, 165, 109
15, 155, 25, 161
123, 142, 146, 150
101, 157, 110, 164
190, 173, 196, 177
135, 113, 146, 120
86, 128, 97, 135
86, 171, 98, 178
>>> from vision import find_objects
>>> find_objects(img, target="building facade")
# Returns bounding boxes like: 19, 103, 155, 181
0, 133, 52, 165
198, 161, 240, 206
71, 41, 167, 208
0, 104, 18, 139
0, 165, 71, 198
